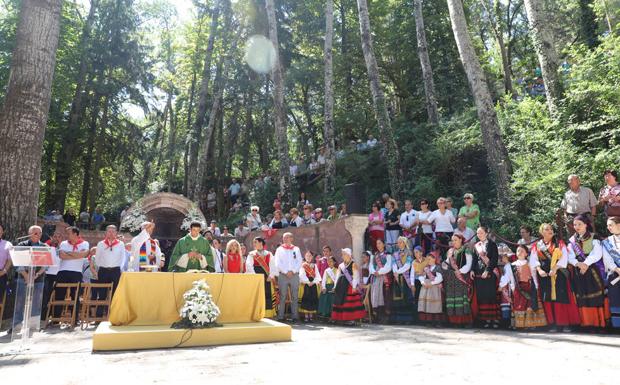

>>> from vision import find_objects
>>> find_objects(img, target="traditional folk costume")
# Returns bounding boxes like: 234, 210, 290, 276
442, 247, 473, 325
498, 262, 514, 327
299, 262, 322, 318
472, 240, 501, 325
529, 240, 580, 327
332, 261, 367, 321
410, 256, 429, 322
417, 264, 444, 322
602, 235, 620, 328
390, 249, 415, 323
246, 250, 278, 318
169, 234, 216, 272
569, 233, 608, 328
369, 251, 392, 321
316, 256, 329, 278
130, 228, 163, 272
318, 266, 338, 318
510, 259, 547, 329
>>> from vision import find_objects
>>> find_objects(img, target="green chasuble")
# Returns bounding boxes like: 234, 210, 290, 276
169, 235, 215, 272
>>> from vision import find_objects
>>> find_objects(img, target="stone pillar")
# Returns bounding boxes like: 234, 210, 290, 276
344, 214, 368, 264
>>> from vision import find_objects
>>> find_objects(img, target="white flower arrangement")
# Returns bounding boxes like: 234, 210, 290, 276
180, 204, 207, 230
120, 202, 147, 232
172, 279, 221, 329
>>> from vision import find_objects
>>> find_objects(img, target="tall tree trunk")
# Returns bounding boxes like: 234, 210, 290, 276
0, 0, 62, 240
266, 0, 293, 206
188, 2, 220, 201
224, 100, 242, 178
80, 93, 102, 213
481, 0, 515, 98
52, 0, 98, 212
140, 102, 168, 195
446, 0, 513, 206
323, 0, 337, 195
241, 88, 253, 179
196, 61, 226, 203
523, 0, 562, 117
340, 0, 353, 142
355, 0, 402, 200
413, 0, 440, 125
88, 95, 109, 213
166, 95, 177, 192
578, 0, 598, 48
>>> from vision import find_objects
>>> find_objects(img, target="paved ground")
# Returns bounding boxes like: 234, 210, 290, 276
1, 324, 619, 385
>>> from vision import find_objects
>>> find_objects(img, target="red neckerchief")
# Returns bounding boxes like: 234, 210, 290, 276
282, 244, 295, 250
69, 238, 85, 251
104, 238, 119, 250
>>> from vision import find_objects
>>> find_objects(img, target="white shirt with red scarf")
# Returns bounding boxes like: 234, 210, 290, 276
59, 239, 90, 273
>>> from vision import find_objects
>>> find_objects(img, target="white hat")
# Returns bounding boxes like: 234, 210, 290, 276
341, 248, 352, 256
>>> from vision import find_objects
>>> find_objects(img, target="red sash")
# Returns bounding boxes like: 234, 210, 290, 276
253, 251, 271, 275
303, 262, 316, 278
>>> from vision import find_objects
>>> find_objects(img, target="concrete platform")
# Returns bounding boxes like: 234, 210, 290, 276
92, 318, 291, 351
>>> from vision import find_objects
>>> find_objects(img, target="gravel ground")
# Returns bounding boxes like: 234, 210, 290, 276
1, 323, 619, 385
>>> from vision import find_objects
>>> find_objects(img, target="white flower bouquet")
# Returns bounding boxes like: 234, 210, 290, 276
120, 202, 147, 233
171, 279, 221, 329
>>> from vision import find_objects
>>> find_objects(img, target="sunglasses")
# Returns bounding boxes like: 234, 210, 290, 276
464, 197, 472, 200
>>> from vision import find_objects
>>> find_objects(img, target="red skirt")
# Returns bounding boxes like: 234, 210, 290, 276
540, 280, 580, 326
331, 285, 367, 321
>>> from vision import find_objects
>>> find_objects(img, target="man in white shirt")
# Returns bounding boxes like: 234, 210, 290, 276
399, 200, 418, 240
95, 225, 125, 294
212, 238, 224, 273
234, 221, 250, 238
228, 179, 241, 206
275, 232, 302, 322
209, 221, 221, 237
56, 226, 89, 318
454, 217, 476, 246
130, 221, 164, 272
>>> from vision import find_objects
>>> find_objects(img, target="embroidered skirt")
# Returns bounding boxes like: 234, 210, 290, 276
331, 285, 367, 321
299, 283, 320, 314
390, 274, 415, 322
318, 283, 335, 317
443, 268, 472, 325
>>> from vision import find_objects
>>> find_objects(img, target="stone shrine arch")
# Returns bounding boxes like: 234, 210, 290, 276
127, 192, 205, 241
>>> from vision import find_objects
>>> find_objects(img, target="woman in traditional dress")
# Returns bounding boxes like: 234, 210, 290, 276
569, 215, 608, 329
299, 251, 322, 322
602, 216, 620, 328
441, 234, 473, 326
410, 246, 428, 323
417, 255, 444, 325
511, 244, 547, 330
390, 236, 415, 323
245, 237, 278, 318
318, 256, 338, 320
530, 223, 580, 332
331, 248, 367, 324
224, 239, 244, 273
471, 226, 501, 328
369, 239, 392, 323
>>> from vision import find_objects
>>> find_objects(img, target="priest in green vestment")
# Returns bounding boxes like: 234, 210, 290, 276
169, 221, 216, 272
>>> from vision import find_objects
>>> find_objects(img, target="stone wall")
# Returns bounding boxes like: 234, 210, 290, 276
241, 215, 368, 263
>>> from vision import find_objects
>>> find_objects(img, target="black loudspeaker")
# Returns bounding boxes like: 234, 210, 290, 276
344, 182, 365, 214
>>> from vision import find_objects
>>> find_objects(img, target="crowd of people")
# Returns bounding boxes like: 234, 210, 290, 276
2, 170, 620, 334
